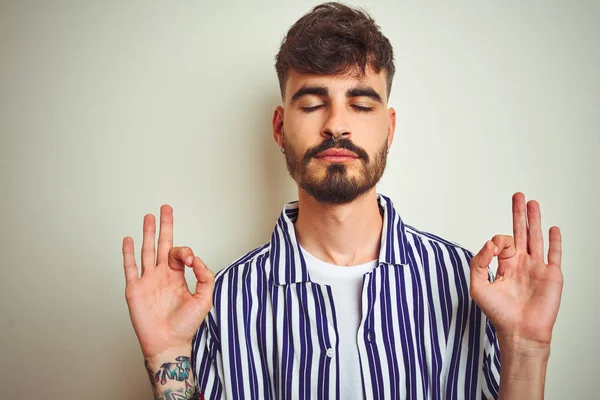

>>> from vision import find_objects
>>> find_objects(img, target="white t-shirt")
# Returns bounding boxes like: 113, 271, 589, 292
300, 245, 378, 399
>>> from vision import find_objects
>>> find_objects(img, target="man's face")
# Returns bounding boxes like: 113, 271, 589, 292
273, 66, 396, 205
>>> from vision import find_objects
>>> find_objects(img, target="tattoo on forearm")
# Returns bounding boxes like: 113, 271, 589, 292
145, 356, 203, 400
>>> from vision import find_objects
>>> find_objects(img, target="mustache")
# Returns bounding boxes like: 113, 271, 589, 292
302, 138, 370, 166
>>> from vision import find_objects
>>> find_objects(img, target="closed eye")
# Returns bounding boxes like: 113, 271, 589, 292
301, 105, 374, 113
352, 105, 373, 113
301, 105, 324, 113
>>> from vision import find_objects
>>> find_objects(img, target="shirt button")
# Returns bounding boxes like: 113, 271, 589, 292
367, 332, 372, 342
326, 348, 335, 358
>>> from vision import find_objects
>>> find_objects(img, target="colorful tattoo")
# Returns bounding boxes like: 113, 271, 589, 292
153, 356, 191, 384
145, 356, 203, 400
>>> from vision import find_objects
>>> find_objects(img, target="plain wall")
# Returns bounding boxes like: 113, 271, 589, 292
1, 1, 598, 398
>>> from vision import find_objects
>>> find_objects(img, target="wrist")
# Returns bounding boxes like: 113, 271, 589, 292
498, 335, 551, 360
498, 336, 550, 389
497, 337, 550, 399
144, 346, 197, 399
144, 343, 193, 370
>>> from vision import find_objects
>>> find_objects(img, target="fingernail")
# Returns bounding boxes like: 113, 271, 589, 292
186, 256, 193, 266
494, 245, 498, 253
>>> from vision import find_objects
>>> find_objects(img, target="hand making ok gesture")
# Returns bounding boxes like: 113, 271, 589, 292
122, 205, 214, 359
470, 192, 563, 350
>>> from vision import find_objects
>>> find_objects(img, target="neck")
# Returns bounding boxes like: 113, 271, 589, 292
294, 188, 383, 266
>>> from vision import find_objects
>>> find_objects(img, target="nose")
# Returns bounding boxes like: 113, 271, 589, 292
321, 107, 351, 142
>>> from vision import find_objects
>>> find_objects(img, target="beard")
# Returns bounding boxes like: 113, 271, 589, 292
283, 137, 388, 205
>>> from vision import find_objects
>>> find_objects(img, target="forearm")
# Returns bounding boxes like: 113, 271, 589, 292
144, 345, 200, 400
498, 340, 550, 400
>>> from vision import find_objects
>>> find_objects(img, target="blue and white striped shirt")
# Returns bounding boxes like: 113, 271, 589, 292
192, 194, 501, 399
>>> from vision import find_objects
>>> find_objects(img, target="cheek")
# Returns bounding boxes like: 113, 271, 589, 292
355, 120, 389, 150
356, 112, 388, 131
284, 118, 323, 151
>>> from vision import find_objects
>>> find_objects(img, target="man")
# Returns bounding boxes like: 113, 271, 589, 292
122, 3, 563, 399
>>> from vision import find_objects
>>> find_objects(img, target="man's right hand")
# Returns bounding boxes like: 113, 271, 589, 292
122, 205, 214, 360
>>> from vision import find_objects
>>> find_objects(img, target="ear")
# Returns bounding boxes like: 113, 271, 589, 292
272, 106, 285, 148
387, 107, 396, 149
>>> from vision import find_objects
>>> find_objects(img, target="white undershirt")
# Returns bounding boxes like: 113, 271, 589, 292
300, 245, 377, 400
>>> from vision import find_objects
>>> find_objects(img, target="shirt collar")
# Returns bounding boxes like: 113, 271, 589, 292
269, 193, 409, 286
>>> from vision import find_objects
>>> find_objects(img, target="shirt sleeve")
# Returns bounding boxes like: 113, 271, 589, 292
191, 311, 224, 399
480, 269, 501, 399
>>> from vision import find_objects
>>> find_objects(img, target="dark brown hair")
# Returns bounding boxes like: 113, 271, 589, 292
275, 2, 395, 99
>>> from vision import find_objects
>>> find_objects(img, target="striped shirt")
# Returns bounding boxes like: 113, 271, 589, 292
192, 194, 501, 399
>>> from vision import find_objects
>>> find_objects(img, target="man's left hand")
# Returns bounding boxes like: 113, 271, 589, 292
470, 192, 563, 352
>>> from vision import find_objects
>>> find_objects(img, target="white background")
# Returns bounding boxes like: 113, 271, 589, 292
1, 1, 598, 398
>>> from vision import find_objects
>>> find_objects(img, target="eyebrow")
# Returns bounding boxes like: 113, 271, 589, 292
346, 87, 383, 103
290, 85, 383, 104
291, 86, 328, 104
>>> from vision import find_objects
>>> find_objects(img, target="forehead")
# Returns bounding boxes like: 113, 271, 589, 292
284, 66, 388, 103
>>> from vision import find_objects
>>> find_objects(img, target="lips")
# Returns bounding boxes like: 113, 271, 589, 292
314, 149, 359, 159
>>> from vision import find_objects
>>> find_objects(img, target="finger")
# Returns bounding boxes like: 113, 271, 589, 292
192, 256, 215, 295
157, 205, 174, 266
547, 226, 562, 267
512, 192, 528, 253
470, 240, 495, 294
122, 236, 139, 283
527, 200, 544, 260
141, 214, 156, 276
490, 234, 517, 260
169, 246, 195, 272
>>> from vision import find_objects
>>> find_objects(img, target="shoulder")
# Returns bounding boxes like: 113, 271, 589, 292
403, 223, 475, 268
213, 241, 272, 286
196, 243, 272, 346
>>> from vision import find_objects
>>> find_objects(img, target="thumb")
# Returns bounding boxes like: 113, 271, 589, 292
470, 240, 496, 295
